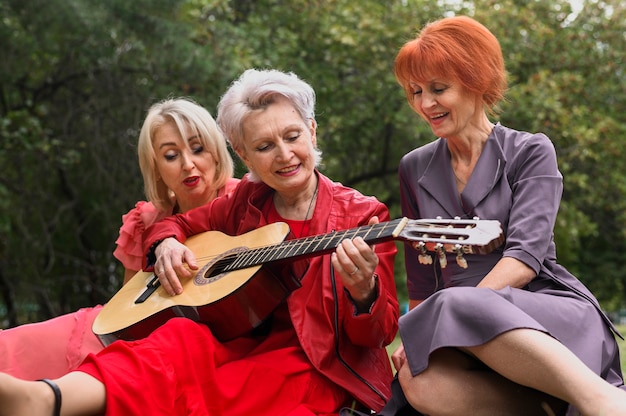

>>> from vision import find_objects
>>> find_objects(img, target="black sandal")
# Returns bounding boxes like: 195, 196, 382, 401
39, 379, 62, 416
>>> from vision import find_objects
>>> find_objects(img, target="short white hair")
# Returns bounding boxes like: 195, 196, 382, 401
216, 69, 322, 180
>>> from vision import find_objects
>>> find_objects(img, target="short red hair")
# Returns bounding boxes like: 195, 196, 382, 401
394, 16, 507, 113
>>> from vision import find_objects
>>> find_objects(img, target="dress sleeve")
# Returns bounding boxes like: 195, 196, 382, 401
113, 201, 167, 272
503, 134, 563, 273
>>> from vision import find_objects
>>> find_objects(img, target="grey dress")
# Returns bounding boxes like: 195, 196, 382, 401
391, 123, 623, 415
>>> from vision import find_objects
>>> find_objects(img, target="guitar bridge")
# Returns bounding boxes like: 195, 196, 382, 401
135, 274, 160, 304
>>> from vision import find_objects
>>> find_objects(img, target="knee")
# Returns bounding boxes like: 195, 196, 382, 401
435, 286, 484, 305
430, 287, 494, 319
397, 364, 442, 414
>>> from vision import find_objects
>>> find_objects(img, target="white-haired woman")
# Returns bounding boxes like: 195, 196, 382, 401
0, 69, 399, 416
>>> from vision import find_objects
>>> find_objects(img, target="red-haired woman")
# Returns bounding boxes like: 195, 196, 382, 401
385, 15, 626, 416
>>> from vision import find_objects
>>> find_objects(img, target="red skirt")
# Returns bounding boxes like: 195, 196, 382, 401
78, 312, 349, 415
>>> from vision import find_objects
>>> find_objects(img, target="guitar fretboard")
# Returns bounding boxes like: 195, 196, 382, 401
213, 218, 407, 274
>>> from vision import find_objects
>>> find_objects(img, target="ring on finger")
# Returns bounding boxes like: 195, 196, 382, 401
349, 266, 359, 275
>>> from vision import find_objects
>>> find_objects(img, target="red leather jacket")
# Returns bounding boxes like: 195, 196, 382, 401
143, 173, 399, 411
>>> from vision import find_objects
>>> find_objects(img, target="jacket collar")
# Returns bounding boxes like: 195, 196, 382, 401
419, 127, 506, 217
239, 170, 330, 233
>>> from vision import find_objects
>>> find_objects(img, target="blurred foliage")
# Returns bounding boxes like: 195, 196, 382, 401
0, 0, 624, 326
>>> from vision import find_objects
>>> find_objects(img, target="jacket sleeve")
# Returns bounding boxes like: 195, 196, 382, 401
340, 202, 399, 348
141, 200, 221, 270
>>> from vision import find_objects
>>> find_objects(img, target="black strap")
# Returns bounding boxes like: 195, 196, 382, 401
39, 378, 62, 416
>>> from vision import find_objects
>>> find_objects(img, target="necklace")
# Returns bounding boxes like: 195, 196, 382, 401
297, 179, 319, 238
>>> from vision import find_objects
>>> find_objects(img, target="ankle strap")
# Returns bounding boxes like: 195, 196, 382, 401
39, 379, 62, 416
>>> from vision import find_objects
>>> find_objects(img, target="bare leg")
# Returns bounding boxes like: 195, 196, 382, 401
0, 372, 105, 416
399, 328, 626, 416
398, 347, 566, 416
466, 328, 626, 416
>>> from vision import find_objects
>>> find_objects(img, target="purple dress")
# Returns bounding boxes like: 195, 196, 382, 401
393, 123, 623, 414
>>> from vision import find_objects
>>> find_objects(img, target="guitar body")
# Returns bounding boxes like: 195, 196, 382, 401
93, 222, 293, 346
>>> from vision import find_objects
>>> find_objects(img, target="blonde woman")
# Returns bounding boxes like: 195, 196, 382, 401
0, 97, 238, 380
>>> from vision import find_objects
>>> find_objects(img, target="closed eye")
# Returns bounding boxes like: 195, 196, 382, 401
286, 133, 301, 142
256, 143, 272, 152
164, 152, 178, 161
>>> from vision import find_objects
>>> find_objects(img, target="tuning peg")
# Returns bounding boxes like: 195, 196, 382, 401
454, 244, 468, 269
415, 241, 433, 265
435, 243, 447, 268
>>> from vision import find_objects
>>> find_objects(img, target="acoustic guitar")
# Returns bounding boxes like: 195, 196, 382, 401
93, 217, 503, 346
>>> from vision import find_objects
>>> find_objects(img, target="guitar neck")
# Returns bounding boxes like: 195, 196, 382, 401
217, 218, 408, 273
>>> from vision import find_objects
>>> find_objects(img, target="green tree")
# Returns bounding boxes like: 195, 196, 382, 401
0, 0, 228, 324
472, 0, 626, 307
1, 0, 625, 326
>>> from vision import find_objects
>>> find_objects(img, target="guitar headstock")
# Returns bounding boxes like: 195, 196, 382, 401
396, 217, 504, 268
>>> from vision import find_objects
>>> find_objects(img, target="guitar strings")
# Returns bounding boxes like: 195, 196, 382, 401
188, 219, 473, 264
188, 219, 481, 273
192, 221, 401, 273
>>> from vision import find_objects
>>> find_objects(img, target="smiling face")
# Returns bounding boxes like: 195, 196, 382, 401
409, 77, 484, 140
237, 96, 318, 201
152, 121, 218, 213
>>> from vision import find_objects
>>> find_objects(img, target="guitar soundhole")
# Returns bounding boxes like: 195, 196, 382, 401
194, 246, 249, 286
